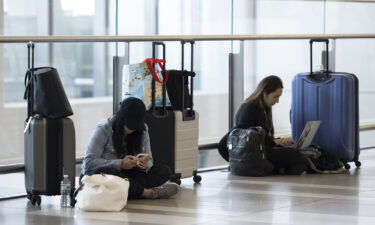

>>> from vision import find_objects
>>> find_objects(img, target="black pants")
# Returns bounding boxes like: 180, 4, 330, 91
85, 165, 171, 199
267, 147, 309, 175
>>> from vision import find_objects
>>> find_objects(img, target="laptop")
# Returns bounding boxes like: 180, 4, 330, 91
292, 121, 321, 149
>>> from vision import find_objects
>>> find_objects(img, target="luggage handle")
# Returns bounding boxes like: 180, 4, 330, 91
309, 39, 330, 77
24, 42, 35, 120
151, 41, 168, 115
181, 40, 195, 121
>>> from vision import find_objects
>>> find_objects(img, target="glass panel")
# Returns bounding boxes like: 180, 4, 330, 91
3, 0, 45, 103
157, 0, 231, 145
254, 0, 325, 34
326, 1, 375, 34
53, 0, 111, 98
335, 39, 375, 129
326, 2, 375, 131
240, 0, 325, 136
1, 0, 45, 165
158, 0, 231, 35
244, 40, 312, 135
115, 0, 232, 146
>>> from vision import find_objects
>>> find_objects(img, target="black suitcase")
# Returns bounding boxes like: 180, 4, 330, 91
24, 42, 76, 206
145, 41, 201, 185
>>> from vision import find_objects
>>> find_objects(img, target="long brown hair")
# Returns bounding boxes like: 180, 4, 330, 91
244, 75, 283, 136
244, 75, 283, 107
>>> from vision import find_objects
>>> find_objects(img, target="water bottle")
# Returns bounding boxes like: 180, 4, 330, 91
60, 174, 71, 207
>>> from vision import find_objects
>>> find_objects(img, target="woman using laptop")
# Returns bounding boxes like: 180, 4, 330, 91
81, 97, 180, 199
219, 75, 309, 175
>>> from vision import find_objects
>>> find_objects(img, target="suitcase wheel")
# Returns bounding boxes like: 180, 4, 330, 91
26, 191, 32, 200
355, 161, 361, 168
193, 175, 201, 183
344, 163, 351, 170
193, 170, 201, 183
30, 195, 41, 206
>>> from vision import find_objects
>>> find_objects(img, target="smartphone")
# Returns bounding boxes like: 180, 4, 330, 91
136, 153, 149, 160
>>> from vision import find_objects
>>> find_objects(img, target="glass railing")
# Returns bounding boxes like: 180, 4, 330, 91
0, 33, 374, 172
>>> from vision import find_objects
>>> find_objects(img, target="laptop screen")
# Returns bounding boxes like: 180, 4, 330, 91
294, 121, 321, 149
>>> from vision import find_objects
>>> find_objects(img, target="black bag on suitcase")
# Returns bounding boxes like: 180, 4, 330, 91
166, 40, 196, 111
227, 127, 274, 176
24, 43, 73, 119
23, 42, 76, 206
166, 70, 194, 110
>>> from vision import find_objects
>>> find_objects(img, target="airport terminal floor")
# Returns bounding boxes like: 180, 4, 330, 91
1, 148, 375, 225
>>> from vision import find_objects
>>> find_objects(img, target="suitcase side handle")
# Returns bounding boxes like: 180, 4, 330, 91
181, 40, 195, 121
309, 38, 329, 76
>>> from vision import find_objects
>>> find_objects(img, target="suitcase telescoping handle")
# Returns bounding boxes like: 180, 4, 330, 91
151, 41, 168, 115
24, 41, 35, 120
309, 39, 329, 76
27, 41, 35, 71
181, 40, 195, 121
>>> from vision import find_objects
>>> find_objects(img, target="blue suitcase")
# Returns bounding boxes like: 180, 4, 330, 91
291, 39, 360, 169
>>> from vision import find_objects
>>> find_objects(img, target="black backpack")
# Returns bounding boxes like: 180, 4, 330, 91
227, 127, 274, 176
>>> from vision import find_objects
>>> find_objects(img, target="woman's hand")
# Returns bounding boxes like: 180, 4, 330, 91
120, 155, 137, 170
274, 138, 294, 147
136, 155, 149, 170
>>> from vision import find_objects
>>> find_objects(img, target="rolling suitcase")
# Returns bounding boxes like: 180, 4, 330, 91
23, 42, 76, 205
145, 41, 201, 185
24, 116, 76, 205
291, 39, 360, 169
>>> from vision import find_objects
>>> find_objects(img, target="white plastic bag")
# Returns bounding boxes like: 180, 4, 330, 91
76, 174, 129, 212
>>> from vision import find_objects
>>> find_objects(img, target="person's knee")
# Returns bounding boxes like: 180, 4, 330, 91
150, 164, 171, 179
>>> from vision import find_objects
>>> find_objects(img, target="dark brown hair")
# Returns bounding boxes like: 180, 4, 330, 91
244, 75, 283, 107
244, 75, 283, 136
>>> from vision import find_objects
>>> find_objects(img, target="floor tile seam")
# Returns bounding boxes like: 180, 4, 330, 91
226, 211, 375, 224
125, 204, 246, 217
202, 187, 375, 202
26, 209, 231, 225
236, 198, 324, 217
182, 213, 246, 225
244, 208, 375, 221
229, 179, 375, 191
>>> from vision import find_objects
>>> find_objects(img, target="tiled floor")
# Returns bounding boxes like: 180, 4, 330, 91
1, 149, 375, 225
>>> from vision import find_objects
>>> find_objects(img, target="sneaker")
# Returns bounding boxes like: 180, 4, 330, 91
152, 182, 180, 199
